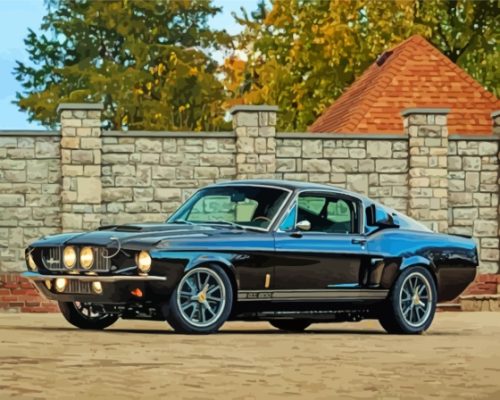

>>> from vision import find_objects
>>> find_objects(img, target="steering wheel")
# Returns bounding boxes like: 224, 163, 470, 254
252, 216, 271, 223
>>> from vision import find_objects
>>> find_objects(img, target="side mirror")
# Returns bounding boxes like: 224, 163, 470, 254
296, 220, 311, 231
367, 204, 398, 228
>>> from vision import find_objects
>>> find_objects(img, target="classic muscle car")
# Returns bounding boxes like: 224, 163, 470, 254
23, 180, 477, 334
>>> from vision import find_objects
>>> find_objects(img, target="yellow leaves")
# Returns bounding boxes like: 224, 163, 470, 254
157, 63, 165, 76
133, 87, 144, 95
188, 67, 198, 77
146, 82, 152, 91
121, 114, 128, 126
169, 52, 178, 65
178, 104, 190, 113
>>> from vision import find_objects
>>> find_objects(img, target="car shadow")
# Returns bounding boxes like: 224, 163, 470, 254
0, 324, 455, 336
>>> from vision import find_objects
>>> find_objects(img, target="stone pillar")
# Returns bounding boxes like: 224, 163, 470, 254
495, 110, 500, 275
402, 108, 450, 232
230, 105, 279, 179
57, 103, 103, 232
492, 111, 500, 136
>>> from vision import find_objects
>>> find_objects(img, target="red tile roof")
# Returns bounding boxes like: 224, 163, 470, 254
309, 35, 499, 135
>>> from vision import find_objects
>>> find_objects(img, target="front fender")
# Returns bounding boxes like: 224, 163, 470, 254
185, 254, 237, 281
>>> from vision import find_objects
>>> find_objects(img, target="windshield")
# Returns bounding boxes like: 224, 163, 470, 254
168, 185, 290, 230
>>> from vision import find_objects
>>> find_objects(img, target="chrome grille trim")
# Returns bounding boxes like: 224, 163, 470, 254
94, 247, 111, 272
42, 247, 63, 271
67, 280, 93, 294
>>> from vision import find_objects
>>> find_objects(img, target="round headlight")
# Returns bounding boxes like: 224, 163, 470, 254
136, 251, 152, 274
27, 252, 37, 271
80, 247, 94, 270
63, 246, 77, 269
55, 278, 67, 293
92, 281, 103, 294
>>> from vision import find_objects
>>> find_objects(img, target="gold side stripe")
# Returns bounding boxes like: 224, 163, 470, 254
238, 289, 388, 301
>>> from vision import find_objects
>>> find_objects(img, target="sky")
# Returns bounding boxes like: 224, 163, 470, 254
0, 0, 249, 129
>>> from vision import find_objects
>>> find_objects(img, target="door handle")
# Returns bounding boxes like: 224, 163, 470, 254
290, 231, 303, 238
352, 238, 367, 245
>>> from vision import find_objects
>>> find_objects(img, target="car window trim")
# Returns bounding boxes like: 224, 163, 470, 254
168, 183, 294, 233
276, 189, 365, 235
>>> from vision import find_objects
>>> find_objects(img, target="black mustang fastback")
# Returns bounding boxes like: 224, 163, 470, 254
23, 180, 477, 334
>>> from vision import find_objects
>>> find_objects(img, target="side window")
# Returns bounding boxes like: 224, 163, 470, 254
297, 193, 357, 234
327, 200, 351, 223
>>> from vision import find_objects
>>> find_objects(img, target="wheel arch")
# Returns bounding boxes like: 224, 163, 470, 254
184, 255, 238, 311
398, 256, 438, 288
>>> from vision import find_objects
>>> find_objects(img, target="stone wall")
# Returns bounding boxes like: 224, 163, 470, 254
276, 136, 409, 212
1, 104, 499, 312
0, 133, 61, 312
101, 132, 236, 225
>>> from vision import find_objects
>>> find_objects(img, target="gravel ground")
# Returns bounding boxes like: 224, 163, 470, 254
0, 312, 499, 400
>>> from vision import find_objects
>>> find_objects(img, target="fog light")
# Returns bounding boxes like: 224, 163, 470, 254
80, 247, 94, 270
91, 281, 103, 294
55, 278, 67, 293
44, 280, 52, 290
63, 246, 77, 269
136, 251, 152, 274
27, 252, 37, 271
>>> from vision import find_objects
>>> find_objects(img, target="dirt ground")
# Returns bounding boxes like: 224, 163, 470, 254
0, 312, 499, 400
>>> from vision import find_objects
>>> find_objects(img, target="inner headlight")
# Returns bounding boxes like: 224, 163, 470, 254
63, 246, 77, 269
27, 252, 37, 271
136, 251, 152, 274
80, 247, 94, 270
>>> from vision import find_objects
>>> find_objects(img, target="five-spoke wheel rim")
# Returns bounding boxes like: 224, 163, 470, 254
73, 302, 109, 320
176, 267, 226, 328
399, 272, 433, 328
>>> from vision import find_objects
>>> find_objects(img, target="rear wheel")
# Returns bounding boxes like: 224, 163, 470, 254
165, 265, 233, 334
270, 319, 311, 332
58, 302, 118, 330
378, 266, 437, 334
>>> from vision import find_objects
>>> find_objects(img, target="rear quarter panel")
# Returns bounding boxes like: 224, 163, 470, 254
366, 229, 477, 302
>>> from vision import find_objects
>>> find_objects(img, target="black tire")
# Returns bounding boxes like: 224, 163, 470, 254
165, 264, 233, 334
270, 319, 311, 332
58, 302, 118, 330
378, 266, 437, 334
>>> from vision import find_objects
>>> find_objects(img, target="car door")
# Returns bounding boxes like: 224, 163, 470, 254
273, 191, 367, 291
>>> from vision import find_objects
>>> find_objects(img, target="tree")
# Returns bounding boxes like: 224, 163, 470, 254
15, 0, 232, 131
225, 0, 498, 131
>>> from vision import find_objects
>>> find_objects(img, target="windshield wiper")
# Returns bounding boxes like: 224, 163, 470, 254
170, 220, 195, 225
203, 220, 246, 230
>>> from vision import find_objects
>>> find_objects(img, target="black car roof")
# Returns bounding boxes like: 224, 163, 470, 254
210, 179, 359, 196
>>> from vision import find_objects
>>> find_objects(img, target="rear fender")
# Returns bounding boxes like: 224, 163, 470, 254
380, 256, 437, 290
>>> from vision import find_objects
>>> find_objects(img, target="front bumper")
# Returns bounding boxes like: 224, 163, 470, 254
22, 271, 169, 303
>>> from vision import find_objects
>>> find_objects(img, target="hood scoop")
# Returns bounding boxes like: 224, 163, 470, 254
98, 223, 172, 232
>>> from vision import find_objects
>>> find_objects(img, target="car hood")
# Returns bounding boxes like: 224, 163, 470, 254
30, 223, 239, 249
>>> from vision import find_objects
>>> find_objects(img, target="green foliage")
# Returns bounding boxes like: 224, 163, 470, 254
15, 0, 232, 130
225, 0, 499, 131
15, 0, 498, 132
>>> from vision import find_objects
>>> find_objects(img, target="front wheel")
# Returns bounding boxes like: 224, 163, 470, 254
270, 319, 311, 332
58, 302, 118, 330
165, 265, 233, 334
378, 266, 437, 334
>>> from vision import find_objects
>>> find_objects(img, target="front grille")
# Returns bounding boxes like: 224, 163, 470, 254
42, 247, 63, 271
66, 280, 93, 294
41, 247, 111, 273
